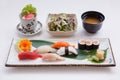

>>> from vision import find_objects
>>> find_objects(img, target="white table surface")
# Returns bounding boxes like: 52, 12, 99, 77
0, 0, 120, 80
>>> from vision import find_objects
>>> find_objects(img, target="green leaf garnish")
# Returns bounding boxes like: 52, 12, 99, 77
30, 40, 54, 48
21, 4, 36, 17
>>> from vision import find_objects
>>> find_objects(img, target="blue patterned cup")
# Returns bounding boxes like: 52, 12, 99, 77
20, 14, 37, 32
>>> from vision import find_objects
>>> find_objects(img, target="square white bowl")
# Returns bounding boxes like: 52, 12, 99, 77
46, 13, 78, 36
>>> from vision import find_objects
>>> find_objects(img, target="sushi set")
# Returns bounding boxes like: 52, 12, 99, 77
5, 4, 116, 67
5, 38, 116, 67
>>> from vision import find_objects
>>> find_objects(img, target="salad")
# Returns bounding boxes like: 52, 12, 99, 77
48, 13, 77, 31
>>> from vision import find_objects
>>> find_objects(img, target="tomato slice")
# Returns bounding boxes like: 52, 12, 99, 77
23, 13, 35, 20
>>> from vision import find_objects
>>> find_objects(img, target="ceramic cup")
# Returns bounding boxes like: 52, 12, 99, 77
20, 14, 37, 32
81, 11, 105, 33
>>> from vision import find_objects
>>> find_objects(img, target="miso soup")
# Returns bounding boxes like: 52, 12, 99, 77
84, 17, 100, 24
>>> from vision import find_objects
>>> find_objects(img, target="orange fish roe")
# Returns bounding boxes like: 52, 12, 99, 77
51, 41, 75, 48
19, 39, 32, 51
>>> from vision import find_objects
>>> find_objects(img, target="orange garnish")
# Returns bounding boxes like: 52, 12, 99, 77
19, 39, 32, 51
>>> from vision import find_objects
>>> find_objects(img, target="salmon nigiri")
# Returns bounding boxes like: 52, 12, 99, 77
51, 41, 75, 49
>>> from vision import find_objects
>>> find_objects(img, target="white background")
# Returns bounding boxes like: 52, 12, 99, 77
0, 0, 120, 80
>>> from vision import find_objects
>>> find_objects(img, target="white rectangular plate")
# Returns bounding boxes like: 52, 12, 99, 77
5, 38, 116, 67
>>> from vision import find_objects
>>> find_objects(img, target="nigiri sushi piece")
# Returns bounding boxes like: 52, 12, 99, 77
35, 45, 56, 54
42, 53, 65, 61
68, 46, 78, 56
18, 51, 42, 60
51, 41, 75, 49
57, 46, 78, 56
56, 47, 66, 56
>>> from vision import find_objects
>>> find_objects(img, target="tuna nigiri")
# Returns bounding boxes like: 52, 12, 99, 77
51, 41, 75, 49
18, 51, 42, 60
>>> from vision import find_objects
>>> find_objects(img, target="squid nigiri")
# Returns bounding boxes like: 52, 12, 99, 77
57, 46, 78, 56
34, 45, 56, 54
